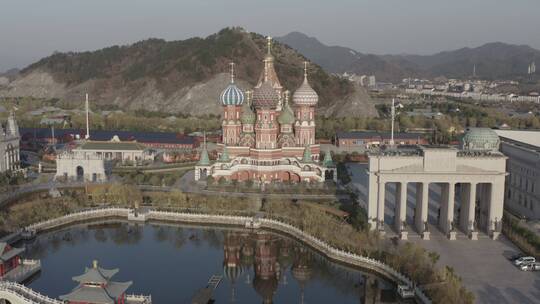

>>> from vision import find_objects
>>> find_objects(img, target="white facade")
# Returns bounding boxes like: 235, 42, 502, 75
55, 151, 106, 182
496, 131, 540, 220
367, 146, 507, 240
0, 112, 20, 173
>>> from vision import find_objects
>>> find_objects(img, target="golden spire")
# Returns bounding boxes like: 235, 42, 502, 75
266, 36, 272, 55
303, 61, 308, 79
264, 58, 269, 82
284, 90, 290, 105
229, 62, 235, 83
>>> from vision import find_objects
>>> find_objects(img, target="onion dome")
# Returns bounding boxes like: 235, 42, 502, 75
253, 276, 278, 303
241, 94, 256, 124
277, 92, 295, 125
252, 81, 280, 108
293, 62, 318, 106
460, 128, 500, 151
220, 62, 244, 106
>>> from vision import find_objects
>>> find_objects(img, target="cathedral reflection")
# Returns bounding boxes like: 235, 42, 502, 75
221, 231, 397, 304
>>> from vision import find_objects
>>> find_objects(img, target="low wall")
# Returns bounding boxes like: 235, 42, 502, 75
25, 208, 432, 304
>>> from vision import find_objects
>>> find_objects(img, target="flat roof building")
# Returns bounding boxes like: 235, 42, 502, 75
494, 130, 540, 220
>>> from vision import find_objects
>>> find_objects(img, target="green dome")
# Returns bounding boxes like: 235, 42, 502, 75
241, 102, 256, 124
460, 128, 500, 151
277, 102, 295, 125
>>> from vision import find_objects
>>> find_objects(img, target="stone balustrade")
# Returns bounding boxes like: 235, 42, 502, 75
0, 281, 64, 304
22, 208, 431, 304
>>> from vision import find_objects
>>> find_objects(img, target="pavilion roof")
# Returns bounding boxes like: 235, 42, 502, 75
72, 265, 119, 284
0, 242, 25, 264
59, 281, 132, 304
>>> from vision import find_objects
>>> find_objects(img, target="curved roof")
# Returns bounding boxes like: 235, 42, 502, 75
252, 81, 280, 109
220, 83, 244, 106
460, 128, 500, 151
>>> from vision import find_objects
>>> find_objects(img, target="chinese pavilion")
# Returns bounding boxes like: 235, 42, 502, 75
195, 37, 336, 183
0, 242, 24, 277
60, 260, 133, 304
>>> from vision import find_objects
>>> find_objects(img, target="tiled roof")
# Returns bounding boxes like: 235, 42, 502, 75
20, 128, 196, 145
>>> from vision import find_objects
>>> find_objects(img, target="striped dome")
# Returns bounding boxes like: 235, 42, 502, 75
293, 77, 318, 105
252, 81, 280, 108
220, 84, 244, 106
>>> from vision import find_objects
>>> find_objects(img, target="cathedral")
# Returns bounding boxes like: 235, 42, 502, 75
0, 111, 20, 173
195, 37, 335, 183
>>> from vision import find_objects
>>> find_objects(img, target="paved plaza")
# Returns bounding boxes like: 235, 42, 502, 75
346, 163, 540, 304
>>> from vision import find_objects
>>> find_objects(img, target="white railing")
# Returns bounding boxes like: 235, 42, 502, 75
126, 294, 152, 304
0, 281, 65, 304
27, 208, 130, 232
23, 208, 431, 304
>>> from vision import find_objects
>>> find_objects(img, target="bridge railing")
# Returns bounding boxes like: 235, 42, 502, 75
0, 281, 65, 304
27, 207, 130, 232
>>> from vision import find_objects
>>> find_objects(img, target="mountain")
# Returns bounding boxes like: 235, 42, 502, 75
0, 28, 377, 118
276, 32, 540, 82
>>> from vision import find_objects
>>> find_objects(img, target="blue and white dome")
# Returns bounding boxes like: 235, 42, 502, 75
220, 83, 244, 106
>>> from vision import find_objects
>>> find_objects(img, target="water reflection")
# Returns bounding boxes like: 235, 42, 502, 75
23, 222, 399, 303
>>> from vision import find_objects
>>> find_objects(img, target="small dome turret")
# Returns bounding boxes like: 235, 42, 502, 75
241, 91, 256, 124
277, 91, 295, 125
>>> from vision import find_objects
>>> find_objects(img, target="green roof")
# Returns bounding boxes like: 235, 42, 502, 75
302, 146, 313, 163
322, 150, 335, 167
219, 146, 230, 162
277, 101, 295, 125
79, 141, 146, 151
198, 147, 210, 166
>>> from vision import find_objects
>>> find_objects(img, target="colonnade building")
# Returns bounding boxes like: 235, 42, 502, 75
367, 128, 507, 240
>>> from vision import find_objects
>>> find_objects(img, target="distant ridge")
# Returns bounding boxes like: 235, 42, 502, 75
276, 32, 540, 81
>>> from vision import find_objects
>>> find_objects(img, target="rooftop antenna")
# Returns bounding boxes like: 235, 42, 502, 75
85, 93, 90, 139
390, 98, 396, 146
229, 62, 235, 83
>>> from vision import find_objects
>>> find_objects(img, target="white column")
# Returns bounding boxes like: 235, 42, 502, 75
439, 182, 455, 234
395, 182, 407, 232
460, 182, 477, 233
377, 180, 386, 231
415, 182, 429, 233
488, 178, 505, 233
367, 173, 378, 230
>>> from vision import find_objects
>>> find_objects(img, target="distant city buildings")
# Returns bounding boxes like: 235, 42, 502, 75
0, 111, 20, 173
495, 130, 540, 220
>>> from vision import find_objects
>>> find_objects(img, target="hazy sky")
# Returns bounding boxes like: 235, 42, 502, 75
1, 0, 539, 72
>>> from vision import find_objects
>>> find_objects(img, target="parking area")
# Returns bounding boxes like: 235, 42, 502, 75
409, 236, 540, 304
